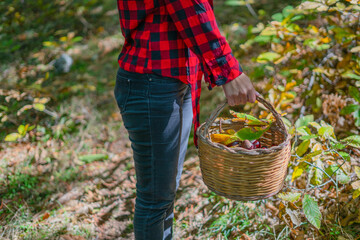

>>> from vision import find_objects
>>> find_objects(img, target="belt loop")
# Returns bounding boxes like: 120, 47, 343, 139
146, 73, 152, 81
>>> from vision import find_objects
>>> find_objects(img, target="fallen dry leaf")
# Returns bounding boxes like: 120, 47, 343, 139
41, 212, 50, 221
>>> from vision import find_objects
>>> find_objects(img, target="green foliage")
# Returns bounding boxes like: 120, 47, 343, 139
295, 115, 314, 128
341, 135, 360, 148
234, 126, 270, 141
256, 52, 281, 63
242, 0, 360, 125
348, 86, 360, 103
302, 194, 321, 229
209, 202, 261, 239
336, 170, 351, 184
78, 154, 108, 164
277, 192, 301, 202
310, 159, 323, 185
340, 104, 360, 115
4, 124, 35, 142
278, 116, 359, 235
3, 172, 39, 199
295, 139, 310, 156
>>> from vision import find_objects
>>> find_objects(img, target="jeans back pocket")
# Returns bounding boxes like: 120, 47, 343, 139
114, 73, 131, 113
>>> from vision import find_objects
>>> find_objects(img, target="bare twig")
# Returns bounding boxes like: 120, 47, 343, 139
246, 3, 258, 18
304, 161, 337, 187
43, 108, 58, 118
321, 73, 332, 85
0, 204, 23, 238
299, 52, 335, 119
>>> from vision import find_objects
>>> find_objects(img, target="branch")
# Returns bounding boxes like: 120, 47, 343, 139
246, 3, 258, 18
43, 108, 58, 118
304, 160, 337, 187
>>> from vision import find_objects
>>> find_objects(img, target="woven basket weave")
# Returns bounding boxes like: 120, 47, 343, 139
197, 96, 291, 201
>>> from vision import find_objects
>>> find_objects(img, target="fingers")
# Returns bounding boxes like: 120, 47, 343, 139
222, 73, 258, 106
247, 90, 256, 103
227, 97, 234, 106
239, 91, 247, 105
227, 90, 255, 106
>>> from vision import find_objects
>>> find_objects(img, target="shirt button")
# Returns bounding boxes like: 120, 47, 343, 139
149, 78, 152, 81
127, 79, 130, 82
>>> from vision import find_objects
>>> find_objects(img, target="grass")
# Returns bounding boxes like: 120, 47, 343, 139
1, 206, 93, 240
206, 200, 274, 239
3, 173, 39, 200
0, 95, 113, 238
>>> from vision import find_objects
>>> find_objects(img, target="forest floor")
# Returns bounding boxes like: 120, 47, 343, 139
1, 0, 360, 239
0, 93, 277, 239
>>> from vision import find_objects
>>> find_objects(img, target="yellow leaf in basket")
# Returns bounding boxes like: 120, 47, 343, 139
224, 136, 241, 146
283, 92, 296, 99
259, 111, 268, 119
210, 134, 232, 144
225, 129, 236, 135
285, 81, 296, 91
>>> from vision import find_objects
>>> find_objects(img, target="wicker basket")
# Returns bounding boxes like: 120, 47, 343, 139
197, 96, 291, 201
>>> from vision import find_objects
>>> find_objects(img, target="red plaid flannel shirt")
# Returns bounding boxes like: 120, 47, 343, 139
116, 0, 243, 146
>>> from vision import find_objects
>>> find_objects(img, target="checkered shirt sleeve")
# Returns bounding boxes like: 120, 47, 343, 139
164, 0, 243, 88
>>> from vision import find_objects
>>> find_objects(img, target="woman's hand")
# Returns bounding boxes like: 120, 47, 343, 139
222, 73, 257, 106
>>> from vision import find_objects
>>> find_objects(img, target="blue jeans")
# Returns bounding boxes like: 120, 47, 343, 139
114, 67, 193, 240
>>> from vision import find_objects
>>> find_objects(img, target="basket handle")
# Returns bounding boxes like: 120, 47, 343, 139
204, 95, 286, 134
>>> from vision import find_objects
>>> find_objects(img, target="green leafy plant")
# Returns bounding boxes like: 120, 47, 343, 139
302, 194, 321, 229
341, 86, 360, 126
242, 0, 360, 126
4, 124, 35, 142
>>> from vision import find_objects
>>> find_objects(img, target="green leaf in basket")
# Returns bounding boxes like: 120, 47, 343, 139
229, 110, 269, 126
234, 126, 270, 141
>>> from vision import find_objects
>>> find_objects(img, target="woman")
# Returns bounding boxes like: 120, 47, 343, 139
114, 0, 256, 239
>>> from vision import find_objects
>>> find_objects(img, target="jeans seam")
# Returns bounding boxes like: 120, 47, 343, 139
144, 81, 154, 239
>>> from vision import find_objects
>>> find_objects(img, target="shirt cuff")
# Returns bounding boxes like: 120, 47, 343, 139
202, 52, 243, 89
